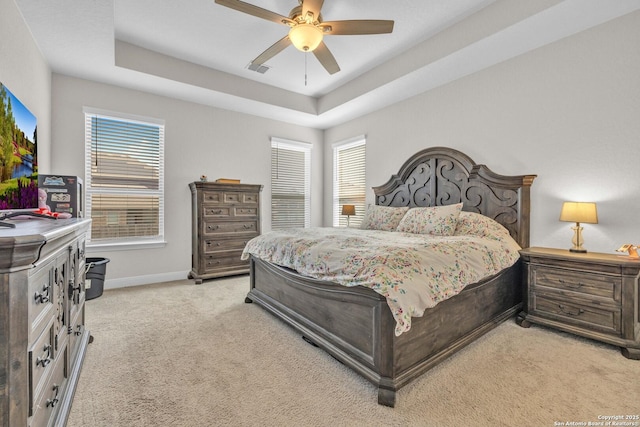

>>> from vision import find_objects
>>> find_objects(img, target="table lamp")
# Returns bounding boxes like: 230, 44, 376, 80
559, 201, 598, 253
341, 204, 356, 227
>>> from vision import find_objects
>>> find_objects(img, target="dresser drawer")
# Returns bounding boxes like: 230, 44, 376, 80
30, 344, 68, 425
203, 206, 231, 218
241, 193, 259, 204
203, 221, 258, 235
203, 252, 248, 272
29, 319, 55, 409
532, 293, 622, 335
531, 265, 621, 303
28, 260, 55, 341
202, 191, 260, 205
203, 206, 258, 219
234, 206, 258, 217
69, 304, 85, 364
203, 236, 255, 254
202, 191, 222, 203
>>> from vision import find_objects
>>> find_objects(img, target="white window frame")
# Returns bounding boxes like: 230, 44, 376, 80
84, 107, 165, 250
333, 135, 366, 227
270, 137, 311, 229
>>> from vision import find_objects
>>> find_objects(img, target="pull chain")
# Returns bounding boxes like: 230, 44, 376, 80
304, 53, 308, 86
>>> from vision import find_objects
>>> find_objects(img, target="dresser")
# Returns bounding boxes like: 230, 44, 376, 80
0, 218, 91, 427
517, 247, 640, 359
189, 182, 262, 284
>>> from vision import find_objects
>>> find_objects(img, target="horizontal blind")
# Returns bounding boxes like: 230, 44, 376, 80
333, 137, 366, 227
271, 138, 310, 229
84, 111, 164, 243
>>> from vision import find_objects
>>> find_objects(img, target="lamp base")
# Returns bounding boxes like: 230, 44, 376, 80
569, 248, 587, 253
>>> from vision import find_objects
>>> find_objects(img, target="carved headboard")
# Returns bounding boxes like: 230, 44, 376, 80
373, 147, 536, 248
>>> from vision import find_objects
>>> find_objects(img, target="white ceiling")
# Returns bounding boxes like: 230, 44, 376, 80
14, 0, 640, 129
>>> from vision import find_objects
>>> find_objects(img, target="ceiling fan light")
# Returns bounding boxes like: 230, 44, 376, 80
289, 24, 323, 52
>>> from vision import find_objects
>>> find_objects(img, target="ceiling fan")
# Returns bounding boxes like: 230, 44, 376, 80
214, 0, 395, 75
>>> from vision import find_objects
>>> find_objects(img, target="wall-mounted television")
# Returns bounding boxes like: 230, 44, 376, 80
0, 82, 38, 211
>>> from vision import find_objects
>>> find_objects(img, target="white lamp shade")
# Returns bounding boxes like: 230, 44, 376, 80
559, 202, 598, 224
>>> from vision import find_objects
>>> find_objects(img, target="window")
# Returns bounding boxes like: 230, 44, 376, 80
271, 138, 310, 229
84, 108, 165, 246
333, 136, 366, 227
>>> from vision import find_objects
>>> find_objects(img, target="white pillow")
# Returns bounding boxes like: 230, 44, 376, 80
454, 211, 514, 241
396, 203, 463, 236
360, 205, 410, 231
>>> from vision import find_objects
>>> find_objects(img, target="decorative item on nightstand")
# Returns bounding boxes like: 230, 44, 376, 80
616, 244, 639, 258
559, 201, 598, 253
341, 204, 356, 227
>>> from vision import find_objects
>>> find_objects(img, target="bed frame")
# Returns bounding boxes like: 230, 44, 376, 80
245, 146, 536, 406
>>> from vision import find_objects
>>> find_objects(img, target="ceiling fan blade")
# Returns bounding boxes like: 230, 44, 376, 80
215, 0, 292, 25
313, 41, 340, 75
302, 0, 324, 18
251, 35, 292, 65
321, 20, 394, 35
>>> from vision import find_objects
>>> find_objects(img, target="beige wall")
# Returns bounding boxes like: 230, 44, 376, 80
324, 11, 640, 254
51, 75, 324, 287
0, 0, 51, 171
4, 0, 639, 286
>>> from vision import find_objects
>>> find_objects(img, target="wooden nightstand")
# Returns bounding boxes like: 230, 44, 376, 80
517, 247, 640, 359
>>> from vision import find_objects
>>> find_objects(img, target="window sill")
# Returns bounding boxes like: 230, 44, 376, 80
86, 240, 167, 252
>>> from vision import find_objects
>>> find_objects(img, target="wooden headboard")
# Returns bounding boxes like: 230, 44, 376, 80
372, 147, 536, 248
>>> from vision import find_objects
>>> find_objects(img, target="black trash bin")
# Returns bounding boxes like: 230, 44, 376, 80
85, 257, 110, 300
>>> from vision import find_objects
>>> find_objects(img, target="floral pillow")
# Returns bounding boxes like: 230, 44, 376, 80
454, 211, 514, 242
395, 203, 463, 236
360, 205, 410, 231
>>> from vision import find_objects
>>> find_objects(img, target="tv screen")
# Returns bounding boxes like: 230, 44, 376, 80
0, 82, 38, 211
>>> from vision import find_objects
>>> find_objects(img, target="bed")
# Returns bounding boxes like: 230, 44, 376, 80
243, 146, 536, 406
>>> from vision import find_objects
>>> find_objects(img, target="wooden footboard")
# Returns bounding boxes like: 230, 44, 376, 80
246, 256, 522, 407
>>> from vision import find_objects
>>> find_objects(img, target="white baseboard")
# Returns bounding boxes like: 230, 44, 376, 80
103, 270, 191, 290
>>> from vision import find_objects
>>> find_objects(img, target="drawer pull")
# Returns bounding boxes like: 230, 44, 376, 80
210, 209, 223, 214
243, 224, 253, 229
46, 384, 60, 408
558, 279, 583, 289
207, 225, 220, 230
36, 344, 52, 368
34, 284, 51, 304
558, 304, 584, 316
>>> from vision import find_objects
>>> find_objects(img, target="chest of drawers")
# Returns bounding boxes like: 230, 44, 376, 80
0, 218, 91, 426
517, 247, 640, 359
189, 182, 263, 284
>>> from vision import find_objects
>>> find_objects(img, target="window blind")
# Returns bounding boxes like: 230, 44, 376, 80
84, 110, 164, 243
271, 138, 310, 229
333, 137, 366, 227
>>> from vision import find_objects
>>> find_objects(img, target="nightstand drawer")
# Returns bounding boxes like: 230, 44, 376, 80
532, 294, 621, 335
532, 266, 621, 303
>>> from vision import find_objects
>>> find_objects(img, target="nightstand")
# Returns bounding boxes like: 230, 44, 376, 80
517, 247, 640, 359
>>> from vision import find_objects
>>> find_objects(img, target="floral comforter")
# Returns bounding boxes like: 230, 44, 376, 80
241, 227, 521, 336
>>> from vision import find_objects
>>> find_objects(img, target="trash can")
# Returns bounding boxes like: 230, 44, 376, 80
85, 257, 110, 300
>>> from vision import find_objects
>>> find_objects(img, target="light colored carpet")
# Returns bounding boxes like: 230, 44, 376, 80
68, 276, 640, 427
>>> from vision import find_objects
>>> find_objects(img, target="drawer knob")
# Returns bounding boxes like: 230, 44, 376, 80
36, 344, 52, 368
558, 304, 584, 317
46, 384, 60, 408
34, 284, 51, 304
